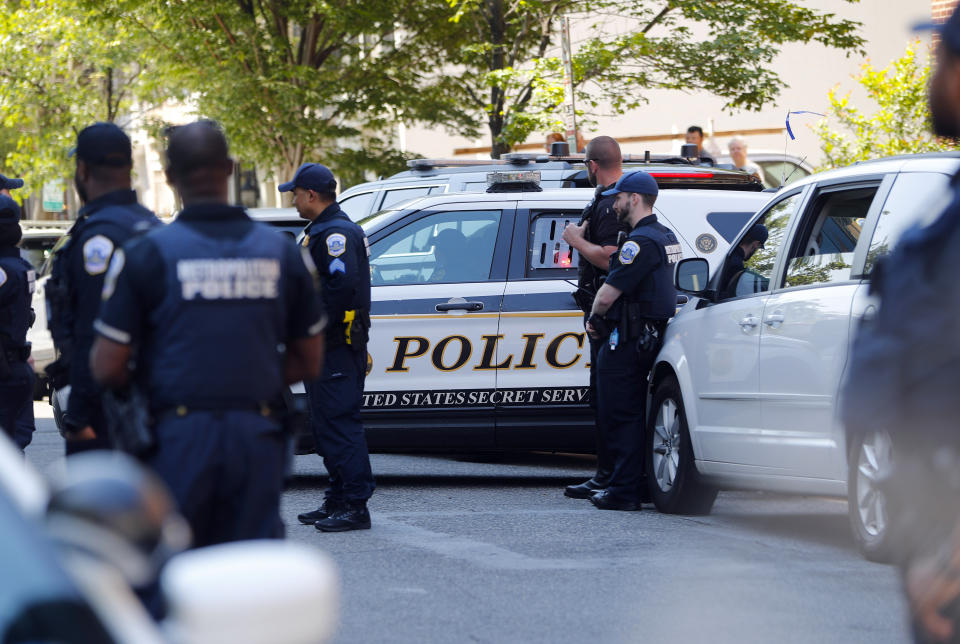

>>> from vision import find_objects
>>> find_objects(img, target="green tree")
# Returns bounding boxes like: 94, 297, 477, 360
99, 0, 471, 187
0, 0, 150, 206
814, 42, 956, 169
427, 0, 865, 157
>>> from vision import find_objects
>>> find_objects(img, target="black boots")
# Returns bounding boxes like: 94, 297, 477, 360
314, 502, 372, 532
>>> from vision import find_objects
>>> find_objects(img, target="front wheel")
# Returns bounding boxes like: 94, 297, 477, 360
646, 377, 717, 515
848, 429, 895, 563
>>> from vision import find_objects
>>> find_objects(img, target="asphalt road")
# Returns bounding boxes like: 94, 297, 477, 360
26, 402, 911, 643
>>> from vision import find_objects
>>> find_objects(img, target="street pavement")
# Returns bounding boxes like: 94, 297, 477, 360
26, 402, 910, 643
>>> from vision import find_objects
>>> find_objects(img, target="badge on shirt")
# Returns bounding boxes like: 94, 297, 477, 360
301, 233, 310, 248
101, 250, 125, 301
83, 235, 114, 275
0, 267, 6, 288
619, 241, 640, 265
326, 233, 346, 257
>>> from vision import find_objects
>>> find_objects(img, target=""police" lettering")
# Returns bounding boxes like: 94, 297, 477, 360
177, 258, 280, 300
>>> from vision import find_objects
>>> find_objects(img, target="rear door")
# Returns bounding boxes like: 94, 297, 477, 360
495, 200, 593, 451
364, 202, 515, 449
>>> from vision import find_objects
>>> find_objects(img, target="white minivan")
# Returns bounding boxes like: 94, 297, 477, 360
648, 153, 960, 560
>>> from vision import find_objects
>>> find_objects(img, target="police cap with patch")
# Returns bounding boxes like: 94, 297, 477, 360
601, 170, 659, 198
915, 5, 960, 56
0, 173, 23, 191
73, 122, 133, 167
745, 223, 768, 248
278, 163, 338, 194
0, 195, 21, 222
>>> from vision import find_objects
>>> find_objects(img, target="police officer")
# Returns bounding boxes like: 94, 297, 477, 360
89, 121, 325, 547
0, 195, 36, 451
585, 171, 680, 511
844, 9, 960, 642
0, 173, 37, 450
47, 122, 160, 454
561, 135, 624, 499
282, 163, 376, 532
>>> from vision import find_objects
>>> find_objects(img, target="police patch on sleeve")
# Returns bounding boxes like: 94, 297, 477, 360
618, 241, 640, 265
101, 249, 125, 301
326, 233, 346, 257
329, 258, 346, 275
83, 235, 114, 275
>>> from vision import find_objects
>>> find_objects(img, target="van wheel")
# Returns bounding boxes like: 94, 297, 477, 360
848, 429, 894, 563
646, 377, 717, 515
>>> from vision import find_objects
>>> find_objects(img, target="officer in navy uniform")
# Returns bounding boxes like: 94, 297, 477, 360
561, 135, 624, 500
90, 121, 324, 547
0, 173, 38, 450
282, 163, 376, 532
586, 171, 680, 511
0, 195, 36, 451
46, 123, 160, 455
844, 10, 960, 643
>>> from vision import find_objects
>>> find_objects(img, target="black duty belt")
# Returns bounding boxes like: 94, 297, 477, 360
3, 345, 30, 363
154, 401, 282, 422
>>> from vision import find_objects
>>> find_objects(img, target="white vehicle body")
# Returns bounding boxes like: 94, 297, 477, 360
650, 153, 960, 558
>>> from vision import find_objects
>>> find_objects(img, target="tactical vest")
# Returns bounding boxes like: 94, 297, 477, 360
0, 248, 35, 349
617, 220, 680, 323
142, 221, 293, 409
576, 186, 614, 304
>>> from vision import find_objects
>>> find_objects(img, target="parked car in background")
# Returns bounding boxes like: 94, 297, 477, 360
649, 152, 960, 561
715, 151, 814, 190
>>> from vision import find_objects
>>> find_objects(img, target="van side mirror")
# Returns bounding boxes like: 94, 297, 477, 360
675, 257, 710, 294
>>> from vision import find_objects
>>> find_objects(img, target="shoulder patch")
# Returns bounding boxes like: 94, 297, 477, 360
665, 243, 684, 264
329, 258, 346, 275
0, 266, 6, 288
83, 234, 114, 275
101, 249, 125, 301
619, 241, 640, 265
326, 233, 346, 257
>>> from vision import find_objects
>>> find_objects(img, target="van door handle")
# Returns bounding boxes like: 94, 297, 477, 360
436, 301, 484, 312
764, 312, 785, 328
738, 315, 759, 330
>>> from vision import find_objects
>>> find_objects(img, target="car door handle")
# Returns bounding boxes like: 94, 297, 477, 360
738, 315, 759, 330
764, 312, 785, 328
436, 301, 484, 312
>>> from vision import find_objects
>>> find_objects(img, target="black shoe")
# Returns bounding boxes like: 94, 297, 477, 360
297, 499, 342, 525
315, 503, 372, 532
564, 478, 607, 499
590, 490, 641, 511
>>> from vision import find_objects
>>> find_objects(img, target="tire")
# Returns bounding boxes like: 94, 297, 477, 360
646, 376, 717, 515
848, 429, 895, 563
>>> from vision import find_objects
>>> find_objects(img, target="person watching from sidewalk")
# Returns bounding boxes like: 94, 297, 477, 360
727, 135, 766, 184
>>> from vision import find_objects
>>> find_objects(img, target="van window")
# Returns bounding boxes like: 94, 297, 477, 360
864, 172, 952, 275
706, 212, 754, 243
381, 187, 432, 209
339, 191, 378, 220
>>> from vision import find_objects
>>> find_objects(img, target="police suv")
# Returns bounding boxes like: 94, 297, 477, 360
648, 152, 960, 561
335, 171, 770, 453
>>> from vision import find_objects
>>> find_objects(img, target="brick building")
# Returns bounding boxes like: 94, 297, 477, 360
933, 0, 958, 23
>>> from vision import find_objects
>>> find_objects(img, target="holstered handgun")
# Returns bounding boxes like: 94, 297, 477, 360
102, 386, 155, 457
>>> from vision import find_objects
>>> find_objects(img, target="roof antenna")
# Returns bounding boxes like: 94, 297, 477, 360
644, 150, 650, 163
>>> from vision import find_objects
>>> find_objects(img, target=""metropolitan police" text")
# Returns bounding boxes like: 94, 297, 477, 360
177, 258, 280, 300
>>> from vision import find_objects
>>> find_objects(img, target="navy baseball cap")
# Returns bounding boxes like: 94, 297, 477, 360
0, 195, 21, 222
72, 122, 132, 166
746, 223, 768, 247
0, 173, 23, 190
278, 163, 337, 193
914, 6, 960, 55
601, 170, 659, 197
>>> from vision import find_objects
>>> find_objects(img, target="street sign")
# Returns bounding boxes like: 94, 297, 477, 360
42, 179, 64, 212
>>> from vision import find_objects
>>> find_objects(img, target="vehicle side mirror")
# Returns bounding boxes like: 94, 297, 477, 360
162, 541, 339, 644
675, 257, 710, 294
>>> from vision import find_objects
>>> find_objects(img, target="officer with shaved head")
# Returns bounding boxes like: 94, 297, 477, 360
90, 121, 325, 547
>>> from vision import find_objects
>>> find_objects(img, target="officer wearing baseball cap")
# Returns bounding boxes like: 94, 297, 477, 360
282, 163, 375, 532
585, 171, 681, 511
0, 173, 24, 194
0, 195, 37, 451
46, 122, 161, 455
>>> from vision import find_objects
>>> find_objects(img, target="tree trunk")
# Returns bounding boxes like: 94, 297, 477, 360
491, 139, 511, 159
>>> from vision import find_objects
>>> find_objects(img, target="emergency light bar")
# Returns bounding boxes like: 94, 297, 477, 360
486, 171, 543, 193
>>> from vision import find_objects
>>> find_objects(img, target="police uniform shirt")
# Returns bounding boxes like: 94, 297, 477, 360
604, 214, 681, 320
577, 187, 621, 290
301, 202, 370, 343
0, 247, 35, 347
94, 204, 323, 408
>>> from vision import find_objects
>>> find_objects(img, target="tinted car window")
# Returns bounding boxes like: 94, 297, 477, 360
783, 187, 874, 288
339, 191, 378, 220
865, 172, 952, 275
706, 212, 754, 243
369, 210, 500, 285
381, 187, 432, 209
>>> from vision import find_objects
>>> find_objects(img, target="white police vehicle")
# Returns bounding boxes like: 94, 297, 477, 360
648, 152, 960, 561
332, 171, 771, 454
338, 151, 764, 220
